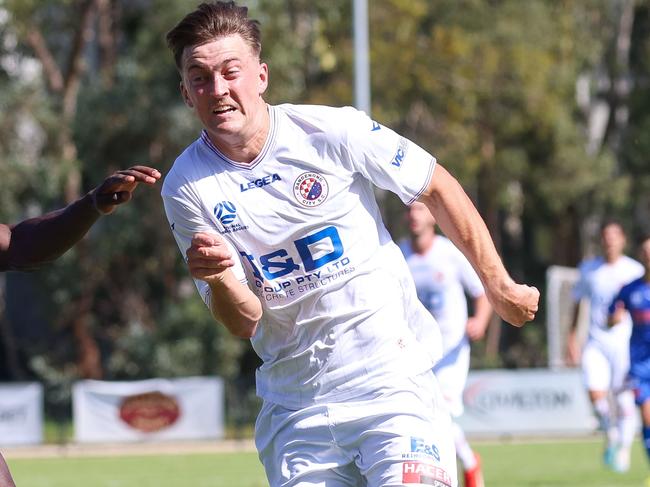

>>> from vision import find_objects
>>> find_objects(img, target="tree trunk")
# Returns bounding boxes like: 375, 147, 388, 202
476, 131, 503, 360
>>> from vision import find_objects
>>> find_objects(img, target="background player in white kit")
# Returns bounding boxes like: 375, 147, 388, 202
566, 220, 644, 472
162, 2, 539, 486
400, 202, 492, 487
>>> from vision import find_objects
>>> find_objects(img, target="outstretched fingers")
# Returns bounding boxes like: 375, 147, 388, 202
92, 165, 160, 214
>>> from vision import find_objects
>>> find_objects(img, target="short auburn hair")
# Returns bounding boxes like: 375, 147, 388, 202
166, 1, 262, 71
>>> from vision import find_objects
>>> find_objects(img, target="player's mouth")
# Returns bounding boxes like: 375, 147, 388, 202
212, 105, 237, 115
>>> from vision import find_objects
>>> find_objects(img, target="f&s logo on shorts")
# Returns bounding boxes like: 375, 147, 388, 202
401, 436, 441, 462
402, 462, 451, 487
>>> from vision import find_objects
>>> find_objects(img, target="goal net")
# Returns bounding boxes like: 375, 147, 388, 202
546, 265, 589, 369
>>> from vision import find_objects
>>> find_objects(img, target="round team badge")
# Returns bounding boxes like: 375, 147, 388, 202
293, 172, 329, 207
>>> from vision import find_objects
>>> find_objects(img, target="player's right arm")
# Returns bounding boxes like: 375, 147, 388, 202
565, 303, 582, 366
185, 232, 262, 338
162, 177, 262, 339
565, 262, 588, 366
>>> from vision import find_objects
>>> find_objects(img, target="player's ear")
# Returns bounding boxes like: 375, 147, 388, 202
180, 81, 194, 108
258, 62, 268, 96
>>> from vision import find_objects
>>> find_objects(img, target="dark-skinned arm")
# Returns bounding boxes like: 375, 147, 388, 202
0, 165, 160, 271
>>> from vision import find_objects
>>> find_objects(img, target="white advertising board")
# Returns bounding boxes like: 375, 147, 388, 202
0, 382, 43, 446
458, 368, 597, 437
73, 376, 224, 443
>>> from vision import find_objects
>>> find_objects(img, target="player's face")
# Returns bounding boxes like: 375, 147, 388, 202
407, 202, 436, 236
180, 35, 268, 147
601, 223, 626, 261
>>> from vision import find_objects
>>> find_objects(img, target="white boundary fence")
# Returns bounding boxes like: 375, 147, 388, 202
73, 376, 224, 443
0, 382, 43, 446
458, 368, 596, 437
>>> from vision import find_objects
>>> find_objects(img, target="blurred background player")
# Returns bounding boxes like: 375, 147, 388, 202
0, 165, 160, 486
400, 202, 493, 487
566, 220, 644, 472
608, 232, 650, 486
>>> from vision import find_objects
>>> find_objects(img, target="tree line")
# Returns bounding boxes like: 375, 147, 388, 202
0, 0, 648, 421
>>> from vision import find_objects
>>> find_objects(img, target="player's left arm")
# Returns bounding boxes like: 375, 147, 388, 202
607, 291, 628, 327
418, 164, 539, 327
0, 165, 160, 271
466, 293, 493, 341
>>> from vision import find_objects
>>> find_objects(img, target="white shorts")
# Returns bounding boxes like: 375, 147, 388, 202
433, 338, 470, 418
581, 337, 630, 392
255, 370, 457, 487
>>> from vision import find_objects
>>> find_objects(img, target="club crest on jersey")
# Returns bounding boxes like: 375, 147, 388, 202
214, 201, 238, 225
293, 172, 329, 207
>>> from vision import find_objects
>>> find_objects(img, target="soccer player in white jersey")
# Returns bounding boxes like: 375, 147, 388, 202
400, 202, 492, 487
162, 3, 539, 486
566, 220, 644, 472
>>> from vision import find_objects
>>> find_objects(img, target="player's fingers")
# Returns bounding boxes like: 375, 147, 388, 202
116, 166, 161, 185
186, 244, 232, 262
188, 262, 234, 281
96, 173, 137, 194
191, 232, 225, 248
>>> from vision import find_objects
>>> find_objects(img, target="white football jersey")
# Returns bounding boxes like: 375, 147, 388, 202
162, 104, 442, 409
573, 255, 644, 343
400, 236, 484, 354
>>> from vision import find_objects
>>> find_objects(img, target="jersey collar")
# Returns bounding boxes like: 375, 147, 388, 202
200, 105, 277, 170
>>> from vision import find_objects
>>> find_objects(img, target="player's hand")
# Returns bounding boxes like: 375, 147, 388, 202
609, 301, 626, 328
466, 317, 487, 341
186, 232, 236, 284
487, 279, 539, 327
91, 165, 161, 214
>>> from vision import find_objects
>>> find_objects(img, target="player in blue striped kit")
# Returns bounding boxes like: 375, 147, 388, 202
609, 233, 650, 485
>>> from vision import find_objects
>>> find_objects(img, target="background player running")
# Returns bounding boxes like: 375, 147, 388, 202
401, 202, 492, 487
609, 232, 650, 485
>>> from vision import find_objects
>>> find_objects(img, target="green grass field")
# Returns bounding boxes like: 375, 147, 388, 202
6, 438, 650, 486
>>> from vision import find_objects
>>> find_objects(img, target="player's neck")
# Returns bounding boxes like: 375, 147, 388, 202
604, 252, 622, 264
411, 231, 437, 254
207, 103, 270, 164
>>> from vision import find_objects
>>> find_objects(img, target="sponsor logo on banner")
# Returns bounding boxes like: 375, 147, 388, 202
293, 172, 329, 207
402, 462, 451, 486
119, 391, 181, 433
463, 379, 573, 416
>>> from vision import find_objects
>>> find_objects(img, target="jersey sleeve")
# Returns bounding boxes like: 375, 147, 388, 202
339, 107, 436, 205
572, 261, 591, 303
161, 186, 247, 309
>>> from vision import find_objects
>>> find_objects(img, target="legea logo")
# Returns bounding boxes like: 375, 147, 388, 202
214, 201, 237, 225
